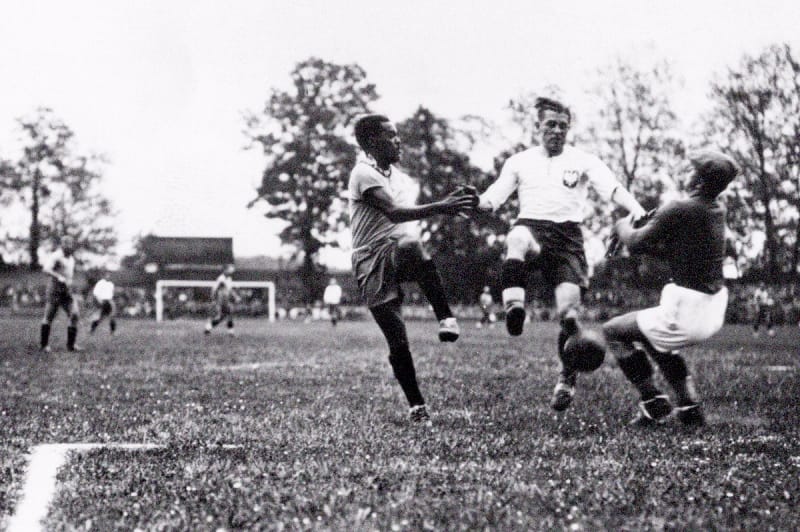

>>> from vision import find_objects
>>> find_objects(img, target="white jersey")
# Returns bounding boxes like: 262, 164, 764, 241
480, 145, 621, 223
323, 284, 342, 305
45, 248, 76, 285
93, 279, 115, 301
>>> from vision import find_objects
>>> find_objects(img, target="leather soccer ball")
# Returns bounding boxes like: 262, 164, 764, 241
563, 329, 607, 372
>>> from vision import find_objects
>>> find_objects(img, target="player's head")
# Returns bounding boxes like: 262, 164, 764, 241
483, 286, 490, 293
224, 264, 235, 275
329, 278, 338, 285
61, 236, 75, 255
534, 97, 571, 156
686, 150, 739, 198
354, 114, 400, 165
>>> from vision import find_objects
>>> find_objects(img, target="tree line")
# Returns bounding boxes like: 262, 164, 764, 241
246, 45, 800, 303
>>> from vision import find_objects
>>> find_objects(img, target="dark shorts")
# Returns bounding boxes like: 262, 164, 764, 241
516, 219, 589, 289
214, 301, 232, 317
97, 300, 114, 317
46, 279, 74, 312
352, 238, 418, 309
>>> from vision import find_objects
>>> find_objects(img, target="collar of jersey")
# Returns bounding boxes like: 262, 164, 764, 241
358, 156, 392, 178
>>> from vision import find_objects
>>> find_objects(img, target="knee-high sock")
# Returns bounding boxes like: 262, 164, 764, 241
67, 326, 77, 350
501, 259, 527, 307
110, 319, 116, 333
40, 323, 51, 349
414, 260, 453, 321
616, 348, 661, 401
557, 313, 580, 376
650, 350, 697, 405
371, 302, 425, 408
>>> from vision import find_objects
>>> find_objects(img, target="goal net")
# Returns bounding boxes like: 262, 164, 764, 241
154, 280, 276, 322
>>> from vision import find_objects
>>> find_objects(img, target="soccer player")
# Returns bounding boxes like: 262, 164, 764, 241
89, 272, 116, 334
323, 278, 343, 327
476, 97, 646, 411
602, 150, 739, 427
477, 286, 494, 328
204, 264, 239, 335
752, 282, 775, 337
40, 236, 81, 352
348, 113, 478, 423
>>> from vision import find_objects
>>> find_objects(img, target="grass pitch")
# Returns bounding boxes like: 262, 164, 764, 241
1, 316, 799, 530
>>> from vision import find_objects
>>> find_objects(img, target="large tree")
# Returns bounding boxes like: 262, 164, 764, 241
582, 58, 685, 242
244, 58, 378, 302
396, 107, 504, 301
705, 43, 800, 280
0, 108, 116, 269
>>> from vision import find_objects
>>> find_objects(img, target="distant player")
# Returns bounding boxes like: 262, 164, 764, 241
602, 150, 739, 427
477, 286, 494, 328
323, 278, 343, 326
204, 264, 239, 335
752, 282, 775, 337
89, 272, 116, 335
476, 97, 646, 412
349, 113, 478, 423
40, 236, 81, 352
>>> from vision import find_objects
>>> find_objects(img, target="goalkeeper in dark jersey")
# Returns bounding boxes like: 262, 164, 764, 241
602, 150, 739, 427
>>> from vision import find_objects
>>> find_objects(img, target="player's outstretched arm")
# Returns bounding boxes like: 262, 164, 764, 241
611, 186, 647, 219
476, 160, 518, 213
614, 204, 676, 254
362, 186, 478, 223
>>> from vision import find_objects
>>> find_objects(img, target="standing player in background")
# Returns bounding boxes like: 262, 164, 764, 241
204, 264, 239, 336
323, 278, 343, 327
40, 236, 81, 352
477, 286, 495, 328
752, 282, 775, 337
89, 272, 116, 335
602, 151, 738, 427
349, 113, 478, 423
476, 97, 646, 412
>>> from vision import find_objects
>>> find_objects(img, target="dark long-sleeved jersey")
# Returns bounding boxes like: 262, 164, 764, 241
619, 196, 727, 294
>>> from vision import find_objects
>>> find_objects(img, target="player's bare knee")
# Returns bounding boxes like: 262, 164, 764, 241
505, 228, 536, 260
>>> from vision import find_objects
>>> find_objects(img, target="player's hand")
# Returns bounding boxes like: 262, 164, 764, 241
629, 205, 648, 222
441, 186, 479, 215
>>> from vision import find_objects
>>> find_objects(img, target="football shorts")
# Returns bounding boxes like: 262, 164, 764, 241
514, 219, 589, 289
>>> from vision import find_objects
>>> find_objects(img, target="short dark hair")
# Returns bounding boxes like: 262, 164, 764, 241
690, 150, 739, 197
534, 97, 571, 122
354, 114, 390, 151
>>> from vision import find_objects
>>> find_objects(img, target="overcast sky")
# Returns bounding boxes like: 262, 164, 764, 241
1, 0, 798, 266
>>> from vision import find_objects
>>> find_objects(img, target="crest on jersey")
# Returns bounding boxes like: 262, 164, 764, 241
562, 170, 580, 189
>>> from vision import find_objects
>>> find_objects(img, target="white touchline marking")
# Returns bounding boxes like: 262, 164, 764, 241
7, 443, 161, 532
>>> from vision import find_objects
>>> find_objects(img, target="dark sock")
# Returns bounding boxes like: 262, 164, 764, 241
110, 320, 116, 333
617, 349, 660, 400
501, 259, 527, 292
415, 260, 453, 320
40, 323, 51, 348
651, 351, 695, 405
389, 345, 425, 407
90, 320, 99, 333
557, 316, 580, 373
211, 317, 222, 327
67, 326, 77, 350
227, 320, 234, 329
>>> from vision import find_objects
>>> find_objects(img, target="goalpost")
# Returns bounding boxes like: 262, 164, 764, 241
154, 280, 276, 323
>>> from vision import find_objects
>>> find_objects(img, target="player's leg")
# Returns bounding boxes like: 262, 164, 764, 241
602, 311, 672, 424
330, 304, 338, 326
66, 296, 81, 351
502, 225, 540, 336
753, 305, 763, 335
550, 281, 584, 411
369, 299, 429, 422
205, 303, 222, 334
646, 347, 703, 426
40, 300, 59, 351
90, 300, 108, 333
396, 239, 458, 342
108, 301, 117, 334
225, 303, 235, 335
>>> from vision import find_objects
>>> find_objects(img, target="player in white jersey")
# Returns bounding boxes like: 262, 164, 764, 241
476, 97, 646, 412
323, 278, 343, 327
752, 282, 775, 337
89, 273, 116, 335
205, 264, 239, 335
40, 236, 81, 352
349, 114, 478, 424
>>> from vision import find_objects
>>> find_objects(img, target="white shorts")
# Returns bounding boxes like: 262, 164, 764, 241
636, 283, 728, 353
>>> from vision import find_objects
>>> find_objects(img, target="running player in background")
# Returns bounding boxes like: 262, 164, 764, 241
204, 264, 240, 336
477, 286, 495, 329
323, 278, 343, 327
349, 113, 477, 424
476, 96, 646, 412
602, 150, 738, 427
40, 236, 81, 352
752, 282, 775, 337
90, 272, 116, 335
